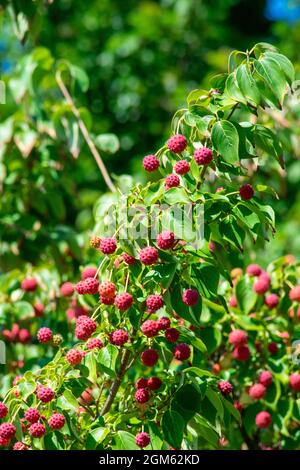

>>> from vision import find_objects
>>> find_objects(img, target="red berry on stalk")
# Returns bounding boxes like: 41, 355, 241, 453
0, 423, 16, 439
167, 134, 187, 153
29, 422, 46, 438
109, 329, 129, 346
232, 345, 250, 361
182, 288, 199, 306
255, 411, 271, 429
174, 160, 190, 175
147, 377, 162, 391
229, 329, 247, 347
239, 183, 254, 200
75, 316, 96, 341
140, 246, 158, 265
268, 342, 278, 355
135, 388, 150, 404
99, 238, 117, 255
253, 275, 270, 295
135, 432, 150, 448
99, 281, 116, 299
249, 383, 266, 400
36, 386, 54, 403
114, 292, 133, 311
141, 320, 160, 338
146, 294, 164, 313
218, 381, 233, 396
24, 408, 40, 424
165, 328, 179, 343
0, 402, 8, 419
194, 147, 213, 165
141, 349, 159, 367
229, 296, 237, 308
143, 154, 160, 172
48, 413, 65, 430
90, 236, 101, 248
66, 349, 83, 366
123, 253, 136, 265
81, 267, 97, 279
21, 277, 38, 292
165, 174, 180, 189
174, 343, 191, 361
75, 277, 99, 295
157, 316, 170, 330
246, 264, 262, 277
265, 293, 279, 309
289, 373, 300, 391
13, 442, 28, 450
86, 338, 103, 350
60, 282, 74, 297
18, 329, 31, 344
156, 230, 175, 250
289, 285, 300, 302
34, 302, 45, 317
259, 371, 273, 387
135, 378, 148, 389
37, 327, 53, 344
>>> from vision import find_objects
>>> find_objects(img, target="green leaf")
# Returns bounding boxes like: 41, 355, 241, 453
206, 389, 224, 420
86, 428, 109, 450
254, 57, 287, 107
56, 390, 79, 412
236, 64, 261, 105
97, 345, 119, 377
161, 410, 185, 449
222, 397, 242, 424
235, 277, 258, 314
211, 120, 239, 164
190, 414, 219, 447
264, 51, 294, 85
199, 327, 222, 354
114, 431, 139, 450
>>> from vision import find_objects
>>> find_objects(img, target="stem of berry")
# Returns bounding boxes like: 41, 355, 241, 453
56, 71, 116, 193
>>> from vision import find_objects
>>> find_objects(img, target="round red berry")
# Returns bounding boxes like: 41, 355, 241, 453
135, 378, 148, 389
239, 183, 254, 200
48, 413, 66, 430
18, 329, 31, 344
0, 423, 16, 439
229, 296, 237, 307
259, 371, 273, 387
60, 282, 74, 297
228, 329, 247, 347
157, 316, 170, 330
0, 436, 10, 447
21, 277, 38, 292
194, 147, 213, 165
13, 441, 28, 450
218, 381, 233, 396
66, 349, 83, 366
165, 174, 180, 189
249, 383, 266, 400
82, 267, 97, 280
174, 343, 191, 361
99, 281, 116, 299
34, 302, 45, 317
0, 402, 8, 419
265, 294, 279, 309
75, 277, 99, 295
182, 288, 199, 306
253, 277, 270, 295
135, 431, 150, 448
268, 342, 278, 355
167, 134, 187, 153
24, 408, 40, 424
140, 246, 158, 265
110, 329, 129, 346
75, 317, 97, 340
289, 286, 300, 302
143, 154, 160, 172
141, 320, 160, 338
99, 238, 117, 255
135, 388, 150, 404
141, 349, 159, 367
165, 328, 179, 343
36, 386, 54, 403
246, 264, 262, 277
123, 253, 136, 265
86, 338, 103, 350
114, 292, 133, 311
289, 374, 300, 391
37, 327, 53, 344
232, 345, 250, 361
29, 422, 46, 438
174, 160, 190, 175
100, 294, 115, 305
147, 377, 162, 391
156, 230, 175, 250
146, 294, 164, 313
255, 411, 271, 429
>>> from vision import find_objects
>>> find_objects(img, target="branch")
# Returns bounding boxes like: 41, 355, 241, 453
56, 72, 116, 193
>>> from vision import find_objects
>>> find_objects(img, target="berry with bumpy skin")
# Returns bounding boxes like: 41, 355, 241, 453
86, 338, 103, 350
0, 402, 8, 419
165, 174, 180, 189
99, 238, 117, 255
21, 277, 38, 292
13, 442, 27, 450
48, 413, 65, 430
34, 302, 45, 317
146, 294, 164, 313
174, 343, 191, 361
114, 292, 133, 311
218, 381, 233, 396
194, 147, 213, 165
75, 277, 99, 295
182, 288, 199, 306
66, 349, 83, 366
0, 423, 16, 439
167, 134, 187, 153
156, 230, 175, 250
143, 154, 160, 172
110, 329, 129, 346
246, 264, 262, 277
82, 267, 97, 280
100, 294, 115, 305
259, 371, 273, 387
265, 294, 279, 309
123, 253, 136, 265
135, 378, 148, 389
37, 327, 53, 344
234, 401, 243, 413
174, 160, 190, 175
99, 281, 116, 299
135, 432, 150, 449
147, 377, 162, 390
229, 296, 237, 307
135, 388, 150, 404
75, 317, 97, 340
24, 408, 40, 424
18, 329, 31, 344
229, 329, 247, 347
90, 236, 101, 248
157, 316, 170, 330
233, 345, 250, 361
52, 334, 63, 347
36, 386, 54, 403
255, 411, 272, 429
249, 383, 266, 400
0, 437, 10, 447
239, 183, 254, 200
289, 285, 300, 302
140, 246, 158, 265
165, 328, 179, 343
29, 422, 46, 438
253, 277, 270, 295
268, 342, 278, 355
141, 320, 160, 338
141, 349, 159, 367
289, 374, 300, 391
60, 282, 74, 297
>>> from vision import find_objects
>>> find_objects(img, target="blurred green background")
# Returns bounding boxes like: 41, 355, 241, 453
1, 0, 300, 270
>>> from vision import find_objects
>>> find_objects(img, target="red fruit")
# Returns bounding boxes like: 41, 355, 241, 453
100, 294, 115, 305
34, 302, 45, 317
24, 408, 40, 424
253, 276, 270, 295
36, 386, 54, 403
110, 329, 129, 346
289, 374, 300, 391
29, 422, 46, 438
18, 329, 31, 344
174, 160, 190, 175
99, 238, 117, 255
114, 292, 133, 311
141, 349, 159, 367
135, 431, 150, 448
232, 345, 250, 361
194, 147, 213, 165
141, 320, 160, 338
75, 277, 99, 295
289, 286, 300, 302
229, 296, 237, 308
48, 413, 65, 430
0, 436, 10, 447
255, 411, 272, 429
135, 388, 150, 404
86, 338, 103, 350
268, 342, 278, 355
123, 253, 136, 265
21, 277, 38, 292
90, 236, 101, 248
228, 329, 247, 347
182, 288, 199, 306
143, 154, 160, 172
218, 381, 233, 396
80, 388, 94, 405
246, 264, 262, 277
60, 282, 74, 297
239, 183, 254, 200
37, 327, 53, 344
66, 349, 83, 366
140, 246, 159, 265
165, 328, 179, 343
165, 174, 180, 189
75, 316, 97, 340
146, 294, 164, 313
82, 267, 97, 280
156, 230, 175, 250
174, 343, 191, 361
147, 377, 162, 390
259, 371, 273, 388
0, 402, 8, 419
167, 134, 187, 153
265, 293, 279, 309
13, 442, 28, 450
0, 423, 16, 439
234, 401, 243, 413
135, 378, 148, 389
249, 383, 266, 400
99, 281, 116, 299
157, 316, 171, 330
208, 241, 215, 252
212, 363, 221, 375
13, 375, 22, 386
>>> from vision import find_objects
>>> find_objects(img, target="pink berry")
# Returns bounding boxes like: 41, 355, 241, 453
174, 160, 190, 175
140, 246, 159, 266
135, 378, 148, 389
0, 423, 16, 439
0, 402, 8, 419
24, 408, 40, 424
86, 338, 103, 350
99, 281, 116, 299
36, 386, 54, 403
156, 230, 175, 250
81, 267, 97, 280
141, 349, 159, 367
255, 411, 272, 429
135, 388, 150, 404
123, 252, 136, 265
249, 383, 266, 400
114, 292, 133, 311
289, 286, 300, 302
147, 377, 162, 391
259, 371, 273, 388
60, 282, 74, 297
21, 277, 38, 292
232, 345, 250, 361
37, 327, 53, 344
229, 329, 247, 347
182, 288, 199, 306
135, 431, 150, 448
75, 277, 99, 295
246, 264, 262, 277
100, 294, 115, 305
194, 147, 213, 165
143, 154, 160, 172
146, 294, 164, 313
167, 134, 187, 153
0, 436, 11, 447
110, 329, 129, 346
13, 441, 28, 450
18, 329, 31, 344
253, 275, 270, 295
157, 316, 170, 330
48, 413, 65, 430
218, 381, 233, 396
75, 317, 97, 341
165, 328, 179, 343
34, 302, 45, 317
229, 296, 237, 308
265, 294, 279, 309
29, 422, 46, 438
141, 320, 160, 338
66, 349, 83, 366
165, 174, 180, 189
99, 238, 117, 255
174, 343, 191, 361
289, 374, 300, 391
